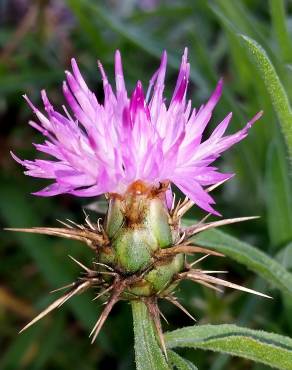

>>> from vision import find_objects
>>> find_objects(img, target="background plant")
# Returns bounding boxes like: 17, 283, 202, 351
1, 0, 292, 369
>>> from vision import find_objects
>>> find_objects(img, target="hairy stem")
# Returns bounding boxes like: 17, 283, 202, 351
131, 300, 170, 370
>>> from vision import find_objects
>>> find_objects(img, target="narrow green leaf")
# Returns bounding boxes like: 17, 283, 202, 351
276, 242, 292, 270
266, 140, 292, 248
168, 350, 198, 370
239, 34, 292, 158
131, 300, 170, 370
166, 324, 292, 370
188, 224, 292, 297
269, 0, 292, 63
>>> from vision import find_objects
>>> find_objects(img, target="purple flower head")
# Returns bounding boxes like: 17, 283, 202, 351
13, 49, 262, 215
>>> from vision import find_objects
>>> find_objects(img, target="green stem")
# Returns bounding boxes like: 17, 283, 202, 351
131, 300, 170, 370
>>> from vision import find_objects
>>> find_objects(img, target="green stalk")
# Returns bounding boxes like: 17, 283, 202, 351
131, 300, 170, 370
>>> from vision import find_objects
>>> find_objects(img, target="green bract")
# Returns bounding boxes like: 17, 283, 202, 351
101, 191, 184, 296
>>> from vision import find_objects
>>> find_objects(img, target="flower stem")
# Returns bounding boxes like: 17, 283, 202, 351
131, 300, 170, 370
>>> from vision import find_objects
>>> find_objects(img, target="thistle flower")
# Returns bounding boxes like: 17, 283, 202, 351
13, 48, 261, 215
9, 49, 269, 358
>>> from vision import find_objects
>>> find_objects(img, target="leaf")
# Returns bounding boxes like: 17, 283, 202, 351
165, 324, 292, 370
269, 0, 292, 63
131, 300, 170, 370
187, 222, 292, 297
276, 242, 292, 270
265, 139, 292, 248
168, 350, 198, 370
239, 34, 292, 159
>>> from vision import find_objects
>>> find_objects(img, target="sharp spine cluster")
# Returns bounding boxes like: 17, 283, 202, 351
6, 183, 271, 359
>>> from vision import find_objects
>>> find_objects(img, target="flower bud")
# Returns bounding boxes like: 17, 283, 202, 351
98, 184, 184, 296
104, 189, 172, 273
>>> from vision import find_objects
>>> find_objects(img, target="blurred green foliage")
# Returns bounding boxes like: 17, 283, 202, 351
1, 0, 292, 369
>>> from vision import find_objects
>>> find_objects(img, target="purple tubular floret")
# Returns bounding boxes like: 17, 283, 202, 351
13, 50, 262, 215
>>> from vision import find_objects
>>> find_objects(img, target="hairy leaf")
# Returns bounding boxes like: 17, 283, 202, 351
168, 350, 198, 370
166, 324, 292, 370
